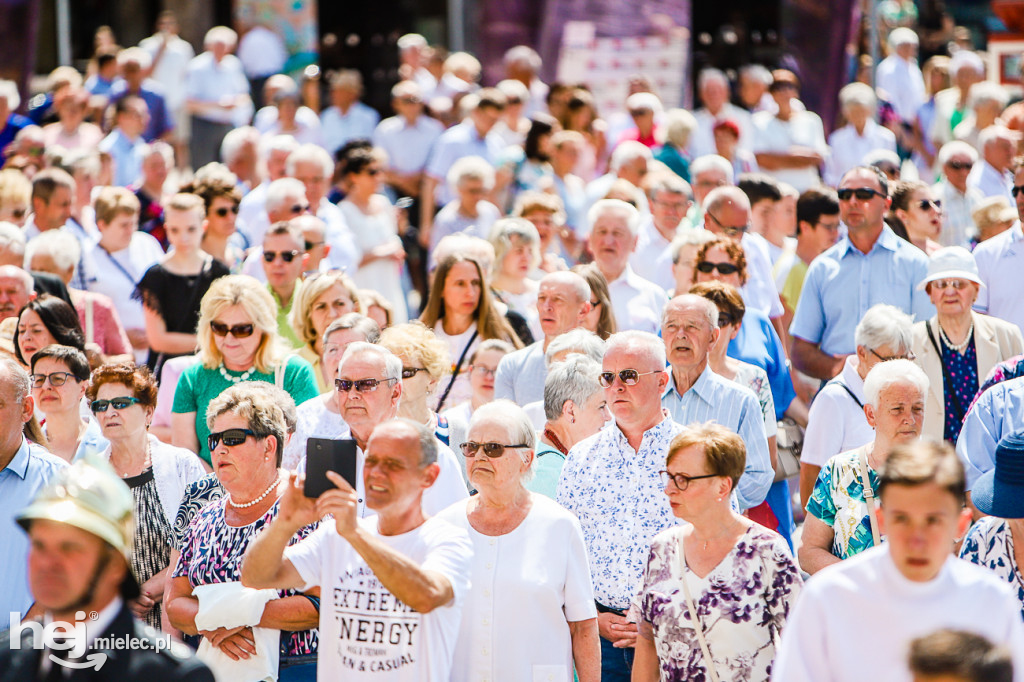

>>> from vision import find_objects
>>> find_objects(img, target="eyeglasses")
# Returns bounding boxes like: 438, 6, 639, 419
917, 199, 942, 211
459, 441, 530, 458
210, 321, 255, 338
335, 377, 397, 393
471, 365, 497, 378
263, 250, 301, 263
659, 469, 719, 491
1012, 185, 1024, 198
208, 428, 256, 451
716, 312, 735, 327
696, 261, 740, 276
598, 369, 659, 387
705, 211, 748, 238
931, 278, 971, 290
304, 240, 324, 252
30, 372, 75, 388
401, 367, 427, 379
869, 348, 916, 362
837, 187, 886, 201
213, 205, 239, 217
946, 160, 973, 171
90, 396, 141, 413
290, 203, 310, 214
398, 96, 422, 105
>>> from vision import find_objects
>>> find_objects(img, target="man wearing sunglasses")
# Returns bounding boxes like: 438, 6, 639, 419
660, 295, 772, 510
791, 166, 932, 381
261, 220, 307, 349
295, 343, 467, 518
494, 271, 591, 404
243, 418, 472, 682
556, 331, 683, 679
934, 141, 982, 248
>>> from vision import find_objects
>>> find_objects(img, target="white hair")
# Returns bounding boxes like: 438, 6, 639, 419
979, 125, 1015, 151
0, 265, 33, 294
397, 33, 428, 52
260, 134, 300, 161
839, 82, 877, 111
863, 359, 929, 409
286, 144, 334, 179
626, 92, 663, 115
863, 148, 901, 168
609, 141, 653, 172
143, 140, 175, 167
0, 80, 20, 111
739, 64, 772, 86
204, 26, 238, 49
220, 126, 260, 165
588, 198, 641, 236
665, 293, 719, 329
662, 108, 699, 149
545, 328, 605, 364
544, 354, 602, 421
968, 81, 1010, 111
24, 229, 79, 274
340, 341, 402, 381
950, 50, 984, 78
698, 68, 729, 92
887, 27, 919, 50
496, 79, 529, 102
0, 222, 26, 260
936, 140, 979, 167
447, 156, 495, 190
690, 154, 734, 184
503, 46, 542, 72
669, 230, 716, 263
604, 330, 666, 369
469, 400, 536, 478
854, 304, 914, 353
117, 47, 152, 70
265, 177, 307, 213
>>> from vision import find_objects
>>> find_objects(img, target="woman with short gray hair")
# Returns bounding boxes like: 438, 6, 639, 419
529, 354, 609, 499
490, 217, 542, 339
437, 399, 600, 682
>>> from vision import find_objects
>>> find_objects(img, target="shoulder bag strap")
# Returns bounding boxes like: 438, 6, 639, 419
827, 379, 863, 409
925, 319, 969, 420
435, 329, 478, 412
676, 531, 722, 682
857, 447, 882, 546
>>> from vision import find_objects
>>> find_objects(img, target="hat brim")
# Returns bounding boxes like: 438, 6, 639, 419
971, 468, 1024, 519
17, 498, 133, 559
916, 271, 985, 291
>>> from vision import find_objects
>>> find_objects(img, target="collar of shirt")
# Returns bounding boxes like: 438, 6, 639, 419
2, 437, 32, 479
608, 264, 642, 290
839, 356, 867, 399
662, 363, 714, 404
1008, 221, 1024, 243
837, 224, 900, 258
604, 410, 674, 458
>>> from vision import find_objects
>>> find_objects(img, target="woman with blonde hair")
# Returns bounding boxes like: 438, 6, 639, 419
420, 254, 523, 410
171, 275, 318, 465
289, 270, 361, 391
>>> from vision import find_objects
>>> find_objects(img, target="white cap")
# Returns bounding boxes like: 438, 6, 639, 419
916, 246, 985, 290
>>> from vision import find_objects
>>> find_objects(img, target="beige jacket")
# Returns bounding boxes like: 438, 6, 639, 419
912, 312, 1024, 441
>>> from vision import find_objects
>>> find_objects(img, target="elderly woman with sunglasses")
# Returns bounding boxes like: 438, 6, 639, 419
172, 275, 319, 466
632, 423, 801, 682
88, 362, 206, 630
910, 247, 1023, 444
289, 270, 362, 392
29, 344, 107, 462
167, 382, 320, 682
436, 400, 600, 682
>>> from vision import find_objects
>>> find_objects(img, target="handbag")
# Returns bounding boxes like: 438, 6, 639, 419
674, 529, 722, 682
774, 417, 803, 483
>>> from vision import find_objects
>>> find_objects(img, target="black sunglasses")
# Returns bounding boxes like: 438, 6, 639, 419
210, 321, 255, 338
946, 160, 973, 171
214, 205, 239, 217
289, 203, 310, 215
706, 211, 748, 237
10, 208, 26, 219
90, 396, 141, 413
208, 428, 256, 451
460, 441, 531, 458
30, 371, 75, 388
598, 369, 659, 387
1013, 185, 1024, 198
917, 199, 941, 211
335, 377, 396, 393
837, 187, 886, 201
263, 250, 301, 263
401, 367, 427, 379
304, 240, 324, 252
659, 469, 719, 491
696, 261, 739, 275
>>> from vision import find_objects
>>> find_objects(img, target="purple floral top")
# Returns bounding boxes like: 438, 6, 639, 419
638, 525, 802, 682
173, 499, 318, 656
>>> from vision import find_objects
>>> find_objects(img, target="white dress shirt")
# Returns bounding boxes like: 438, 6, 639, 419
874, 54, 927, 124
629, 216, 677, 292
967, 160, 1013, 203
825, 121, 897, 187
974, 221, 1024, 334
606, 265, 669, 334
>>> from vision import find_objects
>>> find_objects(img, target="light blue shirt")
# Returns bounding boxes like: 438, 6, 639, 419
790, 226, 933, 356
661, 364, 773, 510
98, 129, 147, 188
494, 341, 547, 405
425, 121, 503, 206
321, 102, 381, 156
956, 375, 1024, 490
372, 114, 444, 175
0, 438, 68, 625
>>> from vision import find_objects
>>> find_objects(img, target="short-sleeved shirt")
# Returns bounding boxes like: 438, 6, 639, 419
171, 355, 319, 464
425, 121, 503, 206
806, 444, 879, 560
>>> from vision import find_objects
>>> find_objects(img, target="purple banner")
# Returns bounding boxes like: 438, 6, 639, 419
0, 0, 41, 111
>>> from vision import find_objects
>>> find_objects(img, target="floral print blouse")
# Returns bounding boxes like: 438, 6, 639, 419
959, 516, 1024, 620
637, 525, 802, 682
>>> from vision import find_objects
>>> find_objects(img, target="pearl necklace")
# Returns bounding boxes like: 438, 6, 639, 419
227, 474, 280, 509
219, 363, 255, 384
938, 320, 973, 353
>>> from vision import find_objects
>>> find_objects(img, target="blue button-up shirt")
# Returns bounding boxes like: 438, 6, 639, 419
556, 416, 684, 610
956, 375, 1024, 489
0, 438, 68, 624
661, 365, 773, 510
372, 114, 444, 175
425, 121, 503, 206
790, 226, 933, 356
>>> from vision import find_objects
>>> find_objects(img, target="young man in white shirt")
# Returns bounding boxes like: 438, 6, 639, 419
772, 441, 1024, 682
242, 418, 472, 682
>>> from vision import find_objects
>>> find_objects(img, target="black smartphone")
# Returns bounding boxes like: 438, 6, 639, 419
304, 438, 358, 498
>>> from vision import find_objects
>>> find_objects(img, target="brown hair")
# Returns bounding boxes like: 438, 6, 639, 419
93, 186, 140, 224
908, 629, 1012, 682
688, 280, 746, 325
694, 237, 748, 285
85, 362, 159, 408
878, 440, 966, 504
572, 263, 616, 340
420, 255, 523, 348
666, 422, 746, 491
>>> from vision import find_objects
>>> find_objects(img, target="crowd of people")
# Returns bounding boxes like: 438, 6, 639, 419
3, 9, 1024, 682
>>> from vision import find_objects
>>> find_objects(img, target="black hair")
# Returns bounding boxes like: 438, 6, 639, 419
14, 294, 85, 365
796, 186, 840, 235
30, 344, 90, 381
737, 173, 782, 206
524, 113, 559, 163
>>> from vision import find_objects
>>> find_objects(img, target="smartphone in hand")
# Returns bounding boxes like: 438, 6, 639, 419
304, 438, 358, 498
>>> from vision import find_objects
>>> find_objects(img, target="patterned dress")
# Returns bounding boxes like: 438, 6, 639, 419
939, 337, 978, 443
959, 517, 1024, 620
637, 525, 802, 682
173, 498, 318, 657
126, 469, 173, 630
805, 444, 880, 560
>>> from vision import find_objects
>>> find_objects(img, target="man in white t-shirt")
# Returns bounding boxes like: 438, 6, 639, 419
772, 442, 1024, 682
242, 417, 472, 682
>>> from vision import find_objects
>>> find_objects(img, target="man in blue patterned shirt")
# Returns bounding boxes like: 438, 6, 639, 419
556, 330, 682, 682
660, 294, 773, 510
